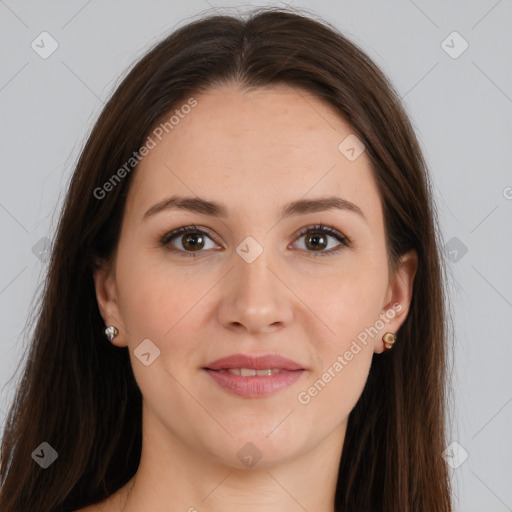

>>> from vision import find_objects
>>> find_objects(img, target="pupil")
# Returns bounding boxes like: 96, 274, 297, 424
184, 233, 203, 250
308, 233, 326, 250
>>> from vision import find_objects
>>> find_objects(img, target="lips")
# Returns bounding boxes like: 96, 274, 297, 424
203, 353, 306, 398
204, 353, 304, 372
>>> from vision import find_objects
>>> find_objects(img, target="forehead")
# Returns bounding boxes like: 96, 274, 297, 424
127, 83, 382, 222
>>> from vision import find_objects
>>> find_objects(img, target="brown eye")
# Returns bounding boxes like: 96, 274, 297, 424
160, 226, 218, 256
160, 223, 349, 258
304, 232, 328, 251
181, 232, 205, 251
293, 224, 350, 257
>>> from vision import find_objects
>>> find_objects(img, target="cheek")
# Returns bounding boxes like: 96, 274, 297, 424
114, 248, 221, 391
294, 272, 384, 431
114, 249, 207, 407
298, 252, 388, 418
306, 258, 389, 352
115, 242, 205, 337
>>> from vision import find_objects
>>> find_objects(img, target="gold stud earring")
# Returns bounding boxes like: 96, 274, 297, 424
382, 332, 396, 351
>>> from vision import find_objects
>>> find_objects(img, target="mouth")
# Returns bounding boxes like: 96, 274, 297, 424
210, 368, 288, 376
202, 353, 306, 398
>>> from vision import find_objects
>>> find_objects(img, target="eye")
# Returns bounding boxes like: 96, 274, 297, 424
291, 223, 350, 257
159, 225, 219, 257
159, 223, 350, 258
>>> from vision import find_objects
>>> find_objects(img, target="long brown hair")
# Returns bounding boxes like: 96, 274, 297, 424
0, 7, 453, 511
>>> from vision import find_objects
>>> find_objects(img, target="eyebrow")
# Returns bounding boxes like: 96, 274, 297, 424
143, 194, 366, 222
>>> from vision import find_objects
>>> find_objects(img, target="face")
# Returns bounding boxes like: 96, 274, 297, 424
94, 83, 417, 469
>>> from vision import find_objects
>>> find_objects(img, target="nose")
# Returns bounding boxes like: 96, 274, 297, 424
217, 247, 294, 335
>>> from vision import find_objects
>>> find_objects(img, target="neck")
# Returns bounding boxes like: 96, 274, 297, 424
118, 403, 346, 512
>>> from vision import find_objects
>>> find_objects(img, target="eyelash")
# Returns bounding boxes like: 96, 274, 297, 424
158, 223, 351, 258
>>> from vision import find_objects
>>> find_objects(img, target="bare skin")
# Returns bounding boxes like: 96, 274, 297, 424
81, 83, 417, 512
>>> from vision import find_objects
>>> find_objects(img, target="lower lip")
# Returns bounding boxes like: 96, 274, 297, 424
203, 369, 305, 398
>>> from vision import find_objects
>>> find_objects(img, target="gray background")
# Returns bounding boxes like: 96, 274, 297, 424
1, 1, 511, 510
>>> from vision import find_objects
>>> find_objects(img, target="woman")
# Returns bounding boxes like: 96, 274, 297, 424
0, 7, 453, 512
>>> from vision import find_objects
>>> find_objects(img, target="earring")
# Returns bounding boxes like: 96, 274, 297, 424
105, 325, 118, 341
382, 332, 396, 351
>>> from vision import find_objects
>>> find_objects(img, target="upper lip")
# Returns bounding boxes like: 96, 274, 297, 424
204, 353, 304, 371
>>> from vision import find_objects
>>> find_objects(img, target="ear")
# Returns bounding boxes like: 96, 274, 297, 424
93, 260, 127, 348
374, 249, 418, 354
